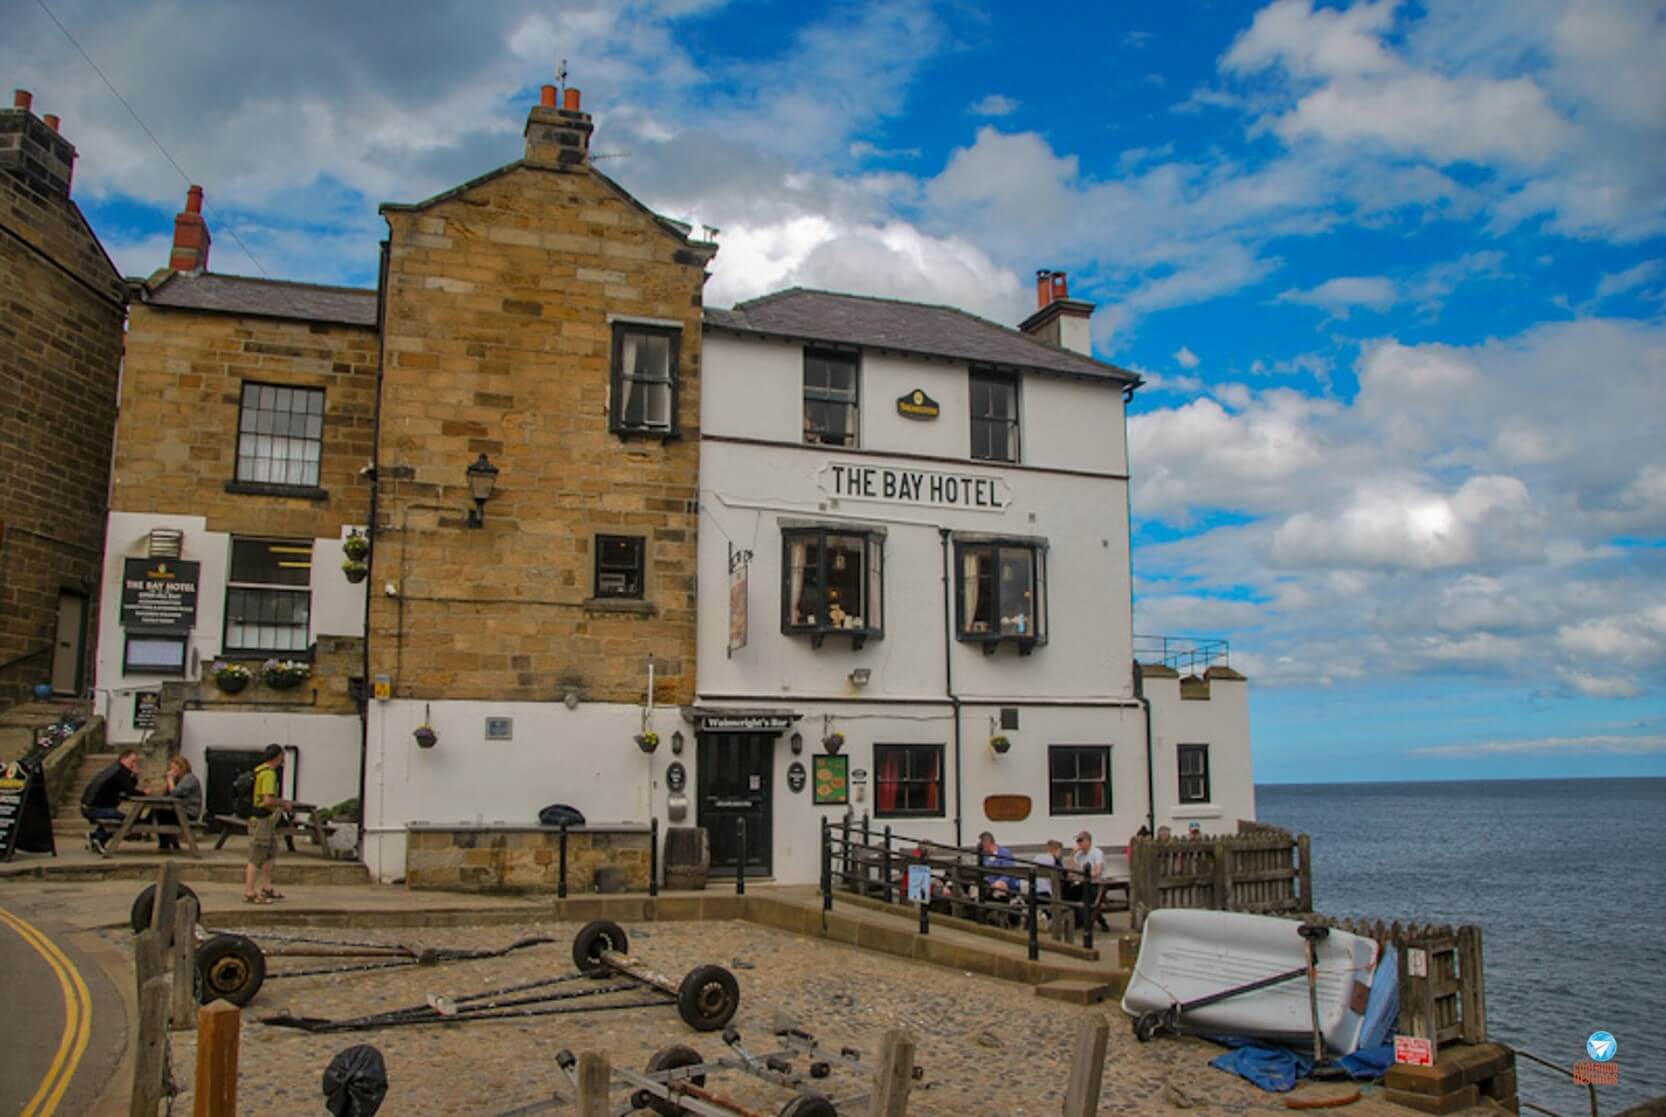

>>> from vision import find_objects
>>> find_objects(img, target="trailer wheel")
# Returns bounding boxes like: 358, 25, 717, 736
572, 920, 630, 976
195, 933, 265, 1006
676, 964, 739, 1032
634, 1045, 706, 1116
129, 882, 201, 935
778, 1097, 839, 1117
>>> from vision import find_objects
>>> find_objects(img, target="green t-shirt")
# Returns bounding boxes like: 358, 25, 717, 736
252, 763, 279, 811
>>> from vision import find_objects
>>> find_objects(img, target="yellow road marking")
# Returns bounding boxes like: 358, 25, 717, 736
0, 906, 93, 1117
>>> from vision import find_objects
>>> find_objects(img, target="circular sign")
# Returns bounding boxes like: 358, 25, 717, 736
665, 762, 687, 793
787, 762, 807, 793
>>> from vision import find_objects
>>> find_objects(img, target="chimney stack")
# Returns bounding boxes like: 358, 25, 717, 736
524, 84, 592, 169
1019, 268, 1095, 356
2, 88, 77, 196
169, 184, 212, 273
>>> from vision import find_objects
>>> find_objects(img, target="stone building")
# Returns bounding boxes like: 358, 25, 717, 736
0, 90, 125, 713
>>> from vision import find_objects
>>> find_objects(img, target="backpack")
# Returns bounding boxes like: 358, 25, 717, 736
537, 803, 585, 828
231, 768, 257, 819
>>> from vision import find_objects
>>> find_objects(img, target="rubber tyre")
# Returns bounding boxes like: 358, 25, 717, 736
195, 933, 266, 1006
572, 919, 629, 976
638, 1045, 706, 1117
129, 882, 201, 935
779, 1097, 839, 1117
676, 964, 740, 1032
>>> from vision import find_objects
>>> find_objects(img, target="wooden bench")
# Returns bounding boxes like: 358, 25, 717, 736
100, 796, 202, 858
211, 805, 334, 852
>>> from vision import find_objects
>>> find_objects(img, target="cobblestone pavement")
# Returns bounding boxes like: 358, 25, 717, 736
123, 919, 1411, 1116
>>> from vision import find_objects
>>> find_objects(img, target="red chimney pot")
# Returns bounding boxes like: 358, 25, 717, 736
43, 113, 60, 132
12, 89, 31, 110
540, 84, 557, 108
563, 87, 581, 111
186, 184, 204, 213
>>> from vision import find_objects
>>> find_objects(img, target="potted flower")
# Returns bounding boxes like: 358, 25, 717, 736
211, 662, 252, 695
343, 530, 371, 561
342, 559, 369, 584
989, 734, 1012, 755
262, 658, 311, 690
822, 732, 845, 754
635, 730, 660, 754
414, 724, 438, 749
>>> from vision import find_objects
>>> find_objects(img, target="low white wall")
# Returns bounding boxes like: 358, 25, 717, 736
1145, 674, 1256, 833
179, 710, 361, 809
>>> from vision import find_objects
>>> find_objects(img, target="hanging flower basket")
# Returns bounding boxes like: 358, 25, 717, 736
343, 531, 371, 561
211, 662, 252, 695
989, 735, 1012, 755
635, 731, 660, 754
823, 732, 845, 754
262, 658, 310, 690
342, 559, 369, 584
414, 725, 438, 750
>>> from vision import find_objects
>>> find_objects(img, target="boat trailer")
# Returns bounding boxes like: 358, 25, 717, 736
260, 920, 741, 1035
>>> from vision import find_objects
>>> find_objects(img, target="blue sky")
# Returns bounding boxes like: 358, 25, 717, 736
8, 0, 1664, 781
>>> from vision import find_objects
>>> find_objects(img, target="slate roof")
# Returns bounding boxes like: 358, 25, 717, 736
137, 271, 379, 327
704, 288, 1138, 385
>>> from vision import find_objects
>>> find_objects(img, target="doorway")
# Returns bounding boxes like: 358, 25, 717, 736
697, 732, 774, 876
51, 591, 87, 696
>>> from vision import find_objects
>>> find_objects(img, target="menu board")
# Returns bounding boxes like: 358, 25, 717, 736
0, 762, 56, 860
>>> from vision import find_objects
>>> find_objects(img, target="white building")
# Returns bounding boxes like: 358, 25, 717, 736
692, 275, 1256, 883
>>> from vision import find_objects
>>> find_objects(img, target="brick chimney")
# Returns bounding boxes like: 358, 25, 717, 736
1, 89, 77, 196
169, 184, 211, 273
1019, 268, 1095, 356
524, 84, 592, 169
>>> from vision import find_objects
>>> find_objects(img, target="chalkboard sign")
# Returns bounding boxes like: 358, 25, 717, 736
134, 691, 161, 730
0, 761, 57, 860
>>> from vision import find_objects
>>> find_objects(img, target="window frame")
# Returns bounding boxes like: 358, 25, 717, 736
1178, 743, 1211, 804
593, 534, 647, 600
780, 526, 884, 649
609, 323, 681, 438
873, 743, 946, 819
221, 538, 313, 660
1048, 745, 1112, 816
803, 348, 861, 448
123, 633, 188, 676
233, 381, 327, 493
953, 539, 1048, 654
969, 368, 1021, 463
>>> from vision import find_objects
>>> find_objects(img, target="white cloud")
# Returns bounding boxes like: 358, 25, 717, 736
967, 94, 1019, 117
1174, 345, 1200, 369
1593, 260, 1665, 303
1278, 275, 1397, 317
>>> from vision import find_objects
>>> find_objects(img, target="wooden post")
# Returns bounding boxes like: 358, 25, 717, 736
134, 928, 164, 999
576, 1052, 610, 1117
171, 896, 199, 1030
130, 974, 171, 1116
1296, 833, 1313, 912
194, 1000, 240, 1117
1063, 1013, 1110, 1117
1212, 839, 1231, 911
1457, 925, 1488, 1043
869, 1028, 916, 1117
151, 861, 180, 945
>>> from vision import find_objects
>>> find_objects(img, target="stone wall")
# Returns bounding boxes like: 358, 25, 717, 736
405, 826, 651, 892
112, 305, 378, 538
370, 158, 711, 706
0, 111, 126, 713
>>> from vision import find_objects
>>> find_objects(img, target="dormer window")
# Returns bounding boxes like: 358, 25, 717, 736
782, 527, 883, 649
956, 540, 1046, 654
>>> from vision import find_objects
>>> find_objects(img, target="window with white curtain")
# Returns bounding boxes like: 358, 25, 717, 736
782, 527, 883, 648
236, 382, 324, 488
610, 324, 679, 435
956, 540, 1046, 652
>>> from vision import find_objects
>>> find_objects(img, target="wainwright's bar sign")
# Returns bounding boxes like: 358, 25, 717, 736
819, 462, 1009, 512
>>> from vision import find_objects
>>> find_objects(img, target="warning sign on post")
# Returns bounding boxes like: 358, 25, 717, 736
1394, 1036, 1434, 1066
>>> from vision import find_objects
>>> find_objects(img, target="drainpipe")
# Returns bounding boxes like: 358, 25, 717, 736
356, 239, 390, 854
939, 528, 962, 847
1123, 381, 1155, 834
1135, 660, 1155, 834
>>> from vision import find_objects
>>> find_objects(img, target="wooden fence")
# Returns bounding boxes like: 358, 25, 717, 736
1128, 823, 1312, 930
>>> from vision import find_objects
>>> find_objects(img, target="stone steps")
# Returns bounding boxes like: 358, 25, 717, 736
1034, 979, 1114, 1005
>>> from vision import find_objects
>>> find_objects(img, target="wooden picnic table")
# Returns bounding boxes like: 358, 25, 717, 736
101, 795, 202, 858
212, 802, 334, 852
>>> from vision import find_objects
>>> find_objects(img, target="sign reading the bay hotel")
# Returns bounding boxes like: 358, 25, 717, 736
819, 463, 1009, 511
120, 558, 201, 630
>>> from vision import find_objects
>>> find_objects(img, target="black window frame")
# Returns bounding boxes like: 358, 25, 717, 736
969, 368, 1021, 463
233, 381, 327, 493
1178, 743, 1211, 804
123, 633, 188, 676
221, 537, 313, 659
609, 323, 681, 438
593, 534, 646, 600
953, 539, 1047, 654
874, 743, 946, 819
780, 526, 884, 649
1048, 745, 1112, 816
803, 348, 860, 448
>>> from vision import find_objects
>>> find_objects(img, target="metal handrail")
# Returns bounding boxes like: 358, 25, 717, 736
1513, 1048, 1599, 1117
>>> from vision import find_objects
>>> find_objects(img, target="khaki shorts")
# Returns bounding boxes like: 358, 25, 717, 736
248, 812, 278, 868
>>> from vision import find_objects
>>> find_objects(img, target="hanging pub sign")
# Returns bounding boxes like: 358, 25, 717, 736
896, 389, 941, 420
133, 691, 161, 730
695, 712, 797, 733
121, 558, 200, 630
819, 462, 1009, 512
0, 761, 56, 860
727, 546, 751, 657
786, 762, 807, 794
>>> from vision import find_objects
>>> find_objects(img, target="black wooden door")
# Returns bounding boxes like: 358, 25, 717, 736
697, 733, 773, 875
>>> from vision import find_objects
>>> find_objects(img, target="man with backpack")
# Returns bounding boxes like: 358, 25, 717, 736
243, 744, 292, 904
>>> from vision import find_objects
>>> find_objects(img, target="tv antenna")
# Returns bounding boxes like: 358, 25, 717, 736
556, 59, 568, 97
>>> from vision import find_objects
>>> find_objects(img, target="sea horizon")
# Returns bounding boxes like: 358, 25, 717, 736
1256, 773, 1666, 788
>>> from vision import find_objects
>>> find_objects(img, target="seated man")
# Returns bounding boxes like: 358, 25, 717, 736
81, 749, 143, 853
976, 830, 1024, 923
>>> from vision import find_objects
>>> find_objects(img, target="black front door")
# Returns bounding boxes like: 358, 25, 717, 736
698, 733, 773, 876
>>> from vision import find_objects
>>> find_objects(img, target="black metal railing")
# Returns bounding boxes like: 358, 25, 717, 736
819, 815, 1117, 961
1133, 634, 1230, 673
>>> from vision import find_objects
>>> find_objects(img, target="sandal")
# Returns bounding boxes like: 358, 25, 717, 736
243, 893, 272, 905
261, 888, 286, 900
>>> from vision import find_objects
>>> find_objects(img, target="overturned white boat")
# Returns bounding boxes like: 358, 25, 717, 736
1121, 909, 1380, 1055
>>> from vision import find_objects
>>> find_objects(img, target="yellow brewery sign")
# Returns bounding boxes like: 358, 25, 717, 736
896, 389, 941, 420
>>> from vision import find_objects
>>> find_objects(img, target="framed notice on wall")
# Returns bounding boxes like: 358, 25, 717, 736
813, 755, 849, 805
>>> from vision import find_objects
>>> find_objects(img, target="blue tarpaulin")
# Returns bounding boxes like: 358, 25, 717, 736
1208, 1039, 1396, 1092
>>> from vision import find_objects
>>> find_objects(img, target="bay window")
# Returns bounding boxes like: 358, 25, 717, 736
782, 527, 883, 648
955, 540, 1046, 653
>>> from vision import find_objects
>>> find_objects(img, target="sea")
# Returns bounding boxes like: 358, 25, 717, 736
1258, 777, 1666, 1112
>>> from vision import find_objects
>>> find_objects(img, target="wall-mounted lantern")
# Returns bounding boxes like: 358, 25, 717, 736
671, 730, 685, 755
466, 453, 499, 528
790, 731, 804, 755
